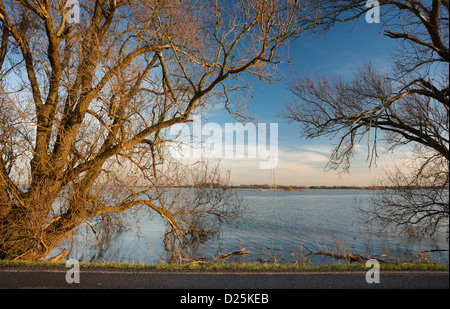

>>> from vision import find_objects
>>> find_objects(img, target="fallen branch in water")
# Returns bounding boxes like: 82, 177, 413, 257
311, 251, 388, 264
184, 249, 253, 264
217, 249, 253, 260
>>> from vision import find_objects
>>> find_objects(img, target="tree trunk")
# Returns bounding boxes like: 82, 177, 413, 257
0, 203, 82, 261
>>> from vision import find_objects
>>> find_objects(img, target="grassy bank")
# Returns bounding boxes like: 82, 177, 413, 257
0, 259, 448, 272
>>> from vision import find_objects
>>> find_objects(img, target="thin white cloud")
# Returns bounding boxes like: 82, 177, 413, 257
280, 150, 329, 164
299, 145, 332, 155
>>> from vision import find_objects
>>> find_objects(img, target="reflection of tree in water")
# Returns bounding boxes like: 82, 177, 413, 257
61, 212, 128, 263
87, 214, 127, 263
159, 163, 244, 264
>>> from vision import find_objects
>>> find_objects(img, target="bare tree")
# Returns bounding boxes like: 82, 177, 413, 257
0, 0, 316, 261
282, 0, 449, 236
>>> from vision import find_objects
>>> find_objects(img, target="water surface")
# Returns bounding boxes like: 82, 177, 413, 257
63, 189, 449, 265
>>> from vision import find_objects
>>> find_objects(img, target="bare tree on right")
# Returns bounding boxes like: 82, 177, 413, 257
282, 0, 449, 237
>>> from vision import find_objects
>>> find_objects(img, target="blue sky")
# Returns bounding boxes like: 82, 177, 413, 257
202, 18, 403, 186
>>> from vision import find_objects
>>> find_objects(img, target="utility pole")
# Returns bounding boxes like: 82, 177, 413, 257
270, 168, 276, 190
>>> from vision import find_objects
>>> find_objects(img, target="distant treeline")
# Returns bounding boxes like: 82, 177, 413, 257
152, 184, 449, 190
231, 184, 388, 190
230, 184, 449, 190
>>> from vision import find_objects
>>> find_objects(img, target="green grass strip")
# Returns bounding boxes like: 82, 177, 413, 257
0, 259, 448, 271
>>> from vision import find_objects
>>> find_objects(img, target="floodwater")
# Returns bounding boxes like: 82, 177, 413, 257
62, 189, 449, 265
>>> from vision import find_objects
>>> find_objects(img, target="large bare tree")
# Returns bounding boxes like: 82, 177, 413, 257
282, 0, 449, 236
0, 0, 315, 261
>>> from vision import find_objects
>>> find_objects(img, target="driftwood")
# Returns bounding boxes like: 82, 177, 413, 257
217, 249, 252, 260
46, 249, 69, 263
312, 251, 388, 264
185, 249, 252, 264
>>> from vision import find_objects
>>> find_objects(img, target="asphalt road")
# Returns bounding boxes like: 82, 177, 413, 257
0, 267, 448, 289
